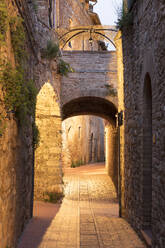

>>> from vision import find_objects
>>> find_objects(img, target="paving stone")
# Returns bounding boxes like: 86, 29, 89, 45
18, 164, 146, 248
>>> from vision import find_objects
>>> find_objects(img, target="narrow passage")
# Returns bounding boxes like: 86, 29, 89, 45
18, 163, 146, 248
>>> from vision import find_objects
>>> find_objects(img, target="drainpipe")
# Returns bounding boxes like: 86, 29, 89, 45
117, 111, 123, 218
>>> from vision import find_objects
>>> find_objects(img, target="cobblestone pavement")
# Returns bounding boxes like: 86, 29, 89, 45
18, 163, 146, 248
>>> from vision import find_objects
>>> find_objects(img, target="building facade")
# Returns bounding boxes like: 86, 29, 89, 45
0, 1, 109, 247
2, 0, 165, 248
59, 0, 105, 169
116, 0, 165, 247
62, 115, 105, 167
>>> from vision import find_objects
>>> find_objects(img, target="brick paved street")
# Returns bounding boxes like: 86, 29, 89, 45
18, 163, 146, 248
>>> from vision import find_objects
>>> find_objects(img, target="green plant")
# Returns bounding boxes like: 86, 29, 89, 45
1, 64, 25, 111
0, 0, 8, 44
25, 79, 38, 116
0, 10, 39, 146
44, 191, 64, 203
9, 16, 26, 65
116, 4, 133, 30
71, 159, 84, 168
41, 41, 74, 76
41, 40, 60, 60
0, 13, 38, 126
58, 59, 74, 76
105, 84, 117, 97
32, 0, 38, 12
0, 63, 38, 125
0, 114, 6, 136
32, 122, 40, 149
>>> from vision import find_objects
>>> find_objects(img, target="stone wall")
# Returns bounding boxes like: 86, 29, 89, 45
0, 103, 33, 248
61, 51, 118, 108
0, 0, 62, 247
59, 0, 93, 28
58, 1, 110, 172
62, 115, 105, 167
105, 119, 118, 190
115, 31, 125, 216
58, 0, 100, 50
121, 1, 165, 247
0, 2, 34, 247
0, 1, 119, 247
29, 0, 63, 204
61, 50, 118, 191
34, 83, 62, 200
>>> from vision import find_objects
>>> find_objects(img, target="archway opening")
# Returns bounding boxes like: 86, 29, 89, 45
62, 115, 105, 168
62, 96, 118, 190
34, 82, 63, 202
142, 73, 152, 229
62, 96, 117, 121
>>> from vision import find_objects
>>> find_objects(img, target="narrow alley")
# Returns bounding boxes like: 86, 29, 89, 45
18, 163, 146, 248
0, 0, 165, 247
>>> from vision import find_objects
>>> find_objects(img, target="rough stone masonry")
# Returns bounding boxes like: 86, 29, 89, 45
119, 0, 165, 247
0, 1, 118, 247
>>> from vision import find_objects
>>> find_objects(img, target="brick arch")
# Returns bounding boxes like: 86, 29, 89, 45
61, 96, 117, 122
142, 73, 152, 229
34, 82, 63, 201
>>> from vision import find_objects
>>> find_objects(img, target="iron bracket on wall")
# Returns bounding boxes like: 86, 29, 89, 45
118, 111, 124, 126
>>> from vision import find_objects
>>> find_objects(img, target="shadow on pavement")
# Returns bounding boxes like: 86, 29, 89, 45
17, 201, 61, 248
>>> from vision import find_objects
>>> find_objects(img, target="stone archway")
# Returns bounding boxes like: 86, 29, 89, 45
62, 96, 117, 120
34, 82, 63, 201
142, 73, 152, 229
62, 96, 118, 190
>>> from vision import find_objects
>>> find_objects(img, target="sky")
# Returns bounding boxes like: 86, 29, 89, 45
93, 0, 123, 50
94, 0, 123, 25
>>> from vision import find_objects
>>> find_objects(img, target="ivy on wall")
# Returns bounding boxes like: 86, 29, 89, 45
0, 4, 39, 147
0, 0, 8, 44
0, 113, 6, 136
10, 16, 27, 65
0, 14, 38, 124
41, 40, 74, 76
58, 59, 74, 76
